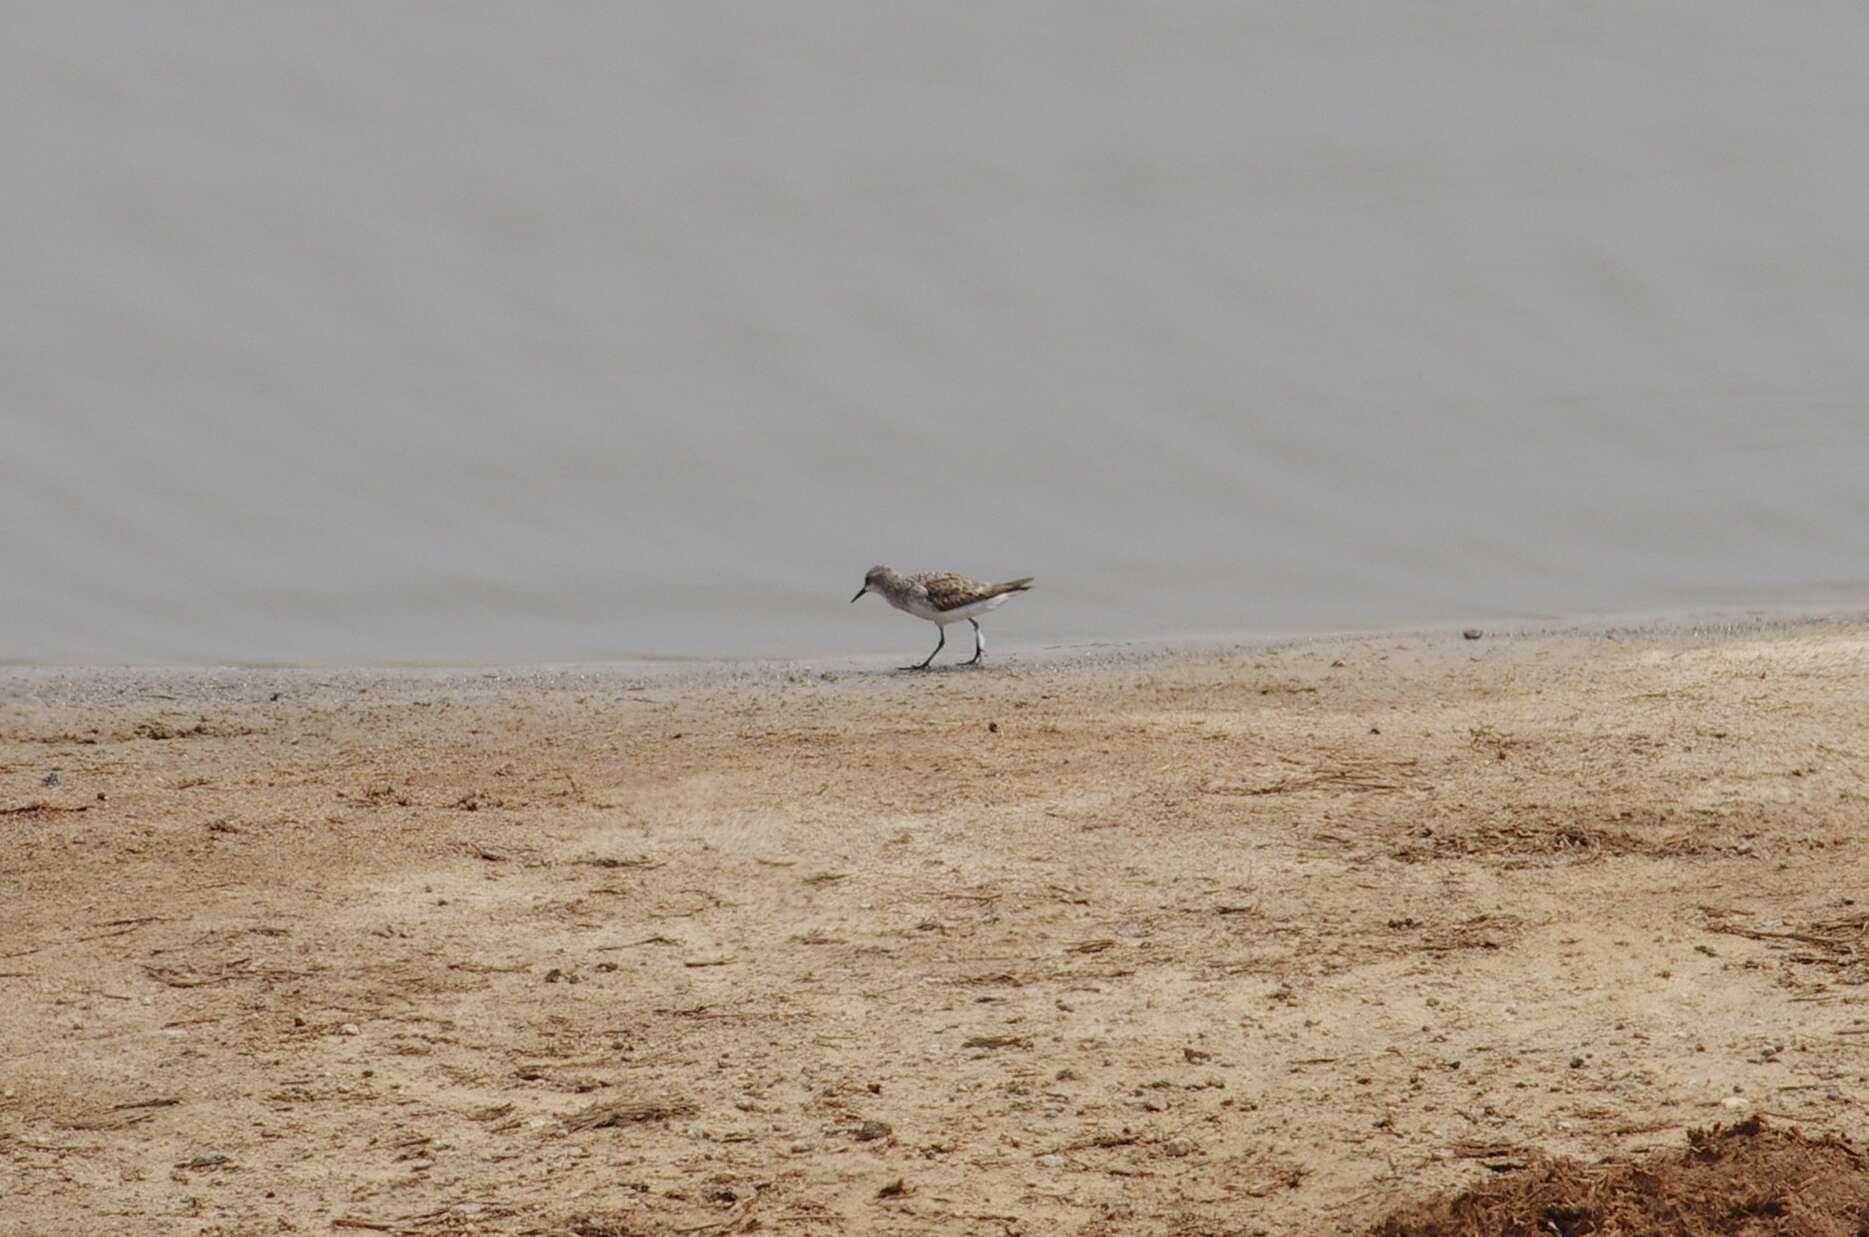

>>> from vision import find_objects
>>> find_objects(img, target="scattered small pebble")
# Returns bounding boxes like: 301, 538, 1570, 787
338, 1023, 360, 1036
1462, 629, 1483, 640
854, 1119, 892, 1142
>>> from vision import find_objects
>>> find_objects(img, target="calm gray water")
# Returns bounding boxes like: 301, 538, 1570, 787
5, 5, 1867, 664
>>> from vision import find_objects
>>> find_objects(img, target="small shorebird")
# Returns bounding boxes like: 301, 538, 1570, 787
850, 566, 1034, 670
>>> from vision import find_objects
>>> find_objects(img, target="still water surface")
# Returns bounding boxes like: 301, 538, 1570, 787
5, 6, 1867, 662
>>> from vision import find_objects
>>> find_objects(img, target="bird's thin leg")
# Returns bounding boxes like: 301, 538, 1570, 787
964, 619, 985, 665
903, 625, 945, 671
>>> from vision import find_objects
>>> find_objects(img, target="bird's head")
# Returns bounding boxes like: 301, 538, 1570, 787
851, 565, 891, 603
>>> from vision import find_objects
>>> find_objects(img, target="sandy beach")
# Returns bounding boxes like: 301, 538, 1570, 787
5, 619, 1869, 1234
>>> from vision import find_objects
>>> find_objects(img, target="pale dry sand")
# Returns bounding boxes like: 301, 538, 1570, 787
4, 620, 1869, 1234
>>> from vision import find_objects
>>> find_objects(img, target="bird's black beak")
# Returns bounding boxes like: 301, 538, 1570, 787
850, 586, 867, 603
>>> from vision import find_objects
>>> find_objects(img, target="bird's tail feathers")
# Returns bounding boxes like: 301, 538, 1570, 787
989, 577, 1035, 597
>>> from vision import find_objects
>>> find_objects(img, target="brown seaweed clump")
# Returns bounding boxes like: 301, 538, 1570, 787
1371, 1118, 1869, 1237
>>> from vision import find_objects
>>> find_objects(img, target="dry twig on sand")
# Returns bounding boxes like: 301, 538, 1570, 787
562, 1097, 698, 1130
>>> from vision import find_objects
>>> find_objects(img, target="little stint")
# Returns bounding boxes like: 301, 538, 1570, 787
851, 566, 1034, 670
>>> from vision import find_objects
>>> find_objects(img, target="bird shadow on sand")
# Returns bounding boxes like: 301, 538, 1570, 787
837, 662, 1000, 679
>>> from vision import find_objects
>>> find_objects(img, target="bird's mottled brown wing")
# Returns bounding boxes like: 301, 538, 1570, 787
912, 572, 997, 613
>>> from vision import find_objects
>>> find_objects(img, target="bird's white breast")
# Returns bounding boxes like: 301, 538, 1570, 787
898, 593, 1008, 625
